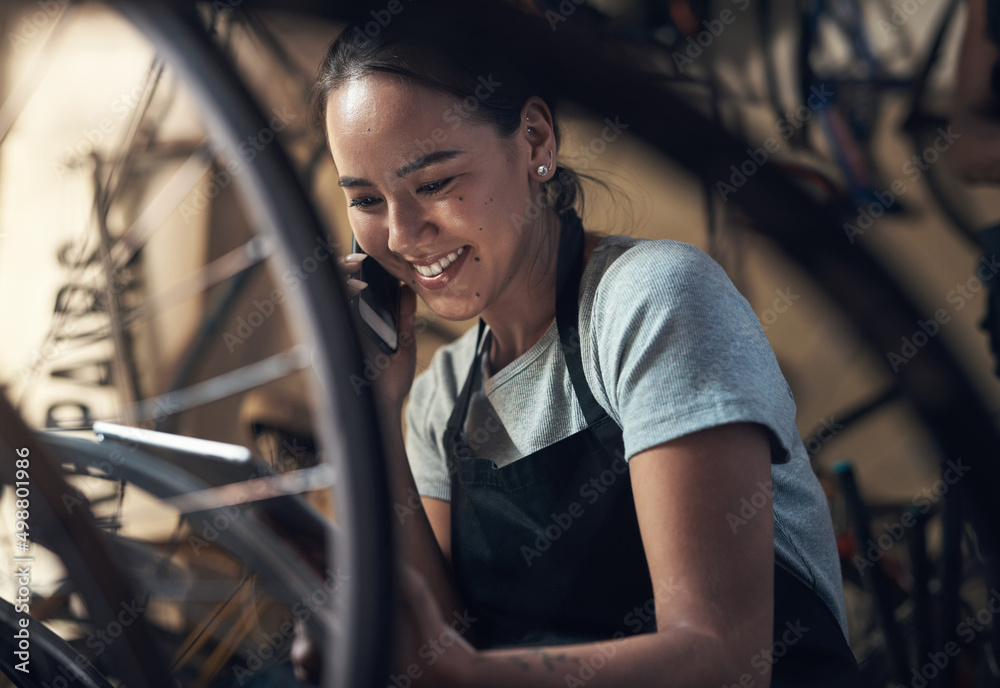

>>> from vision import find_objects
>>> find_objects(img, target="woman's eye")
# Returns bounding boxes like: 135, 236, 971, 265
418, 178, 454, 195
349, 196, 380, 209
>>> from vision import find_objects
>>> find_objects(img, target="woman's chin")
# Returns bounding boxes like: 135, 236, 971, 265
420, 292, 483, 323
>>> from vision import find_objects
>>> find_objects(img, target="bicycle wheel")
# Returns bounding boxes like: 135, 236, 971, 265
0, 1, 391, 686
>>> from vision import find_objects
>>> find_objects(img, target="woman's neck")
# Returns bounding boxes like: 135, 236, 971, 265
482, 230, 603, 376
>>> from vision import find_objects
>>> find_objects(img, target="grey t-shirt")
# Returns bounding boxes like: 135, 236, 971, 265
404, 234, 849, 640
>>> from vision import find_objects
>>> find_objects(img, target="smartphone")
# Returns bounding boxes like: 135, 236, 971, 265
351, 236, 400, 354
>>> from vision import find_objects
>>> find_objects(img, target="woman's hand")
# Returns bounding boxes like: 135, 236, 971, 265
290, 618, 321, 685
392, 564, 475, 688
338, 253, 420, 417
292, 564, 475, 686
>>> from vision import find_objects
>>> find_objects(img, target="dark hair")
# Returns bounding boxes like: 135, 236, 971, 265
311, 3, 583, 217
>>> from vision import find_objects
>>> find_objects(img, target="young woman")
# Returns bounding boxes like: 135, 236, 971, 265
315, 5, 860, 686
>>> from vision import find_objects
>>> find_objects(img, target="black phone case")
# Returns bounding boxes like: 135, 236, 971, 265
351, 237, 400, 355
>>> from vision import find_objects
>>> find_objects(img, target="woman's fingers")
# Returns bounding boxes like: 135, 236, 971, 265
338, 253, 368, 296
337, 252, 367, 273
290, 620, 322, 684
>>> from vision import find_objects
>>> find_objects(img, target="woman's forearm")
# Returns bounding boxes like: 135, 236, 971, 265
379, 407, 467, 625
453, 627, 755, 688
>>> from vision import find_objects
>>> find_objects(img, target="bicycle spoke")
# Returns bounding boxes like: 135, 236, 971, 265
169, 570, 252, 672
0, 4, 396, 685
99, 59, 166, 214
130, 235, 271, 324
156, 267, 257, 435
238, 10, 311, 89
164, 463, 338, 515
92, 166, 143, 420
15, 143, 214, 392
45, 235, 271, 353
7, 65, 194, 403
26, 345, 311, 432
106, 143, 213, 272
0, 2, 74, 145
117, 345, 313, 424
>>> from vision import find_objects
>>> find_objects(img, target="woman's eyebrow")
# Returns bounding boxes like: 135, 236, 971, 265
337, 150, 465, 188
338, 176, 372, 188
396, 150, 465, 178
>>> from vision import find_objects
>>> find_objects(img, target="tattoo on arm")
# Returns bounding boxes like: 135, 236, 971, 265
534, 651, 568, 672
507, 656, 531, 671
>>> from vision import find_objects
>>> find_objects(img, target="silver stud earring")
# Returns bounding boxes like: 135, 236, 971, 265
537, 150, 552, 177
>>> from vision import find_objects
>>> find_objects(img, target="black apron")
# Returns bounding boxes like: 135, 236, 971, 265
443, 210, 861, 686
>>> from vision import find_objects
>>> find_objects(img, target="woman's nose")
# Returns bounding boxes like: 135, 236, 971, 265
386, 201, 434, 256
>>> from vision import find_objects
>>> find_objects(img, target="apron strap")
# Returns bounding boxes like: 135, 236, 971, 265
444, 319, 488, 466
444, 209, 612, 461
554, 210, 606, 427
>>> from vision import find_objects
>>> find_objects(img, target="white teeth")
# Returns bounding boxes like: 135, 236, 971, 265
413, 247, 465, 278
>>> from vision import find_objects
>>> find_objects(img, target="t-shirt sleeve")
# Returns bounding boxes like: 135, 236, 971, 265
404, 370, 453, 501
404, 331, 478, 502
584, 240, 797, 465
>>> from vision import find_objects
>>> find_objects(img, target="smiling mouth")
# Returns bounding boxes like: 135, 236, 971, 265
410, 247, 465, 276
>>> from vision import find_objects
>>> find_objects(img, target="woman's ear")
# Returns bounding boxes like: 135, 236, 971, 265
521, 97, 557, 181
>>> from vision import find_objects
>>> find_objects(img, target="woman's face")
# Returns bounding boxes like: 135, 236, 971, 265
325, 73, 546, 322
